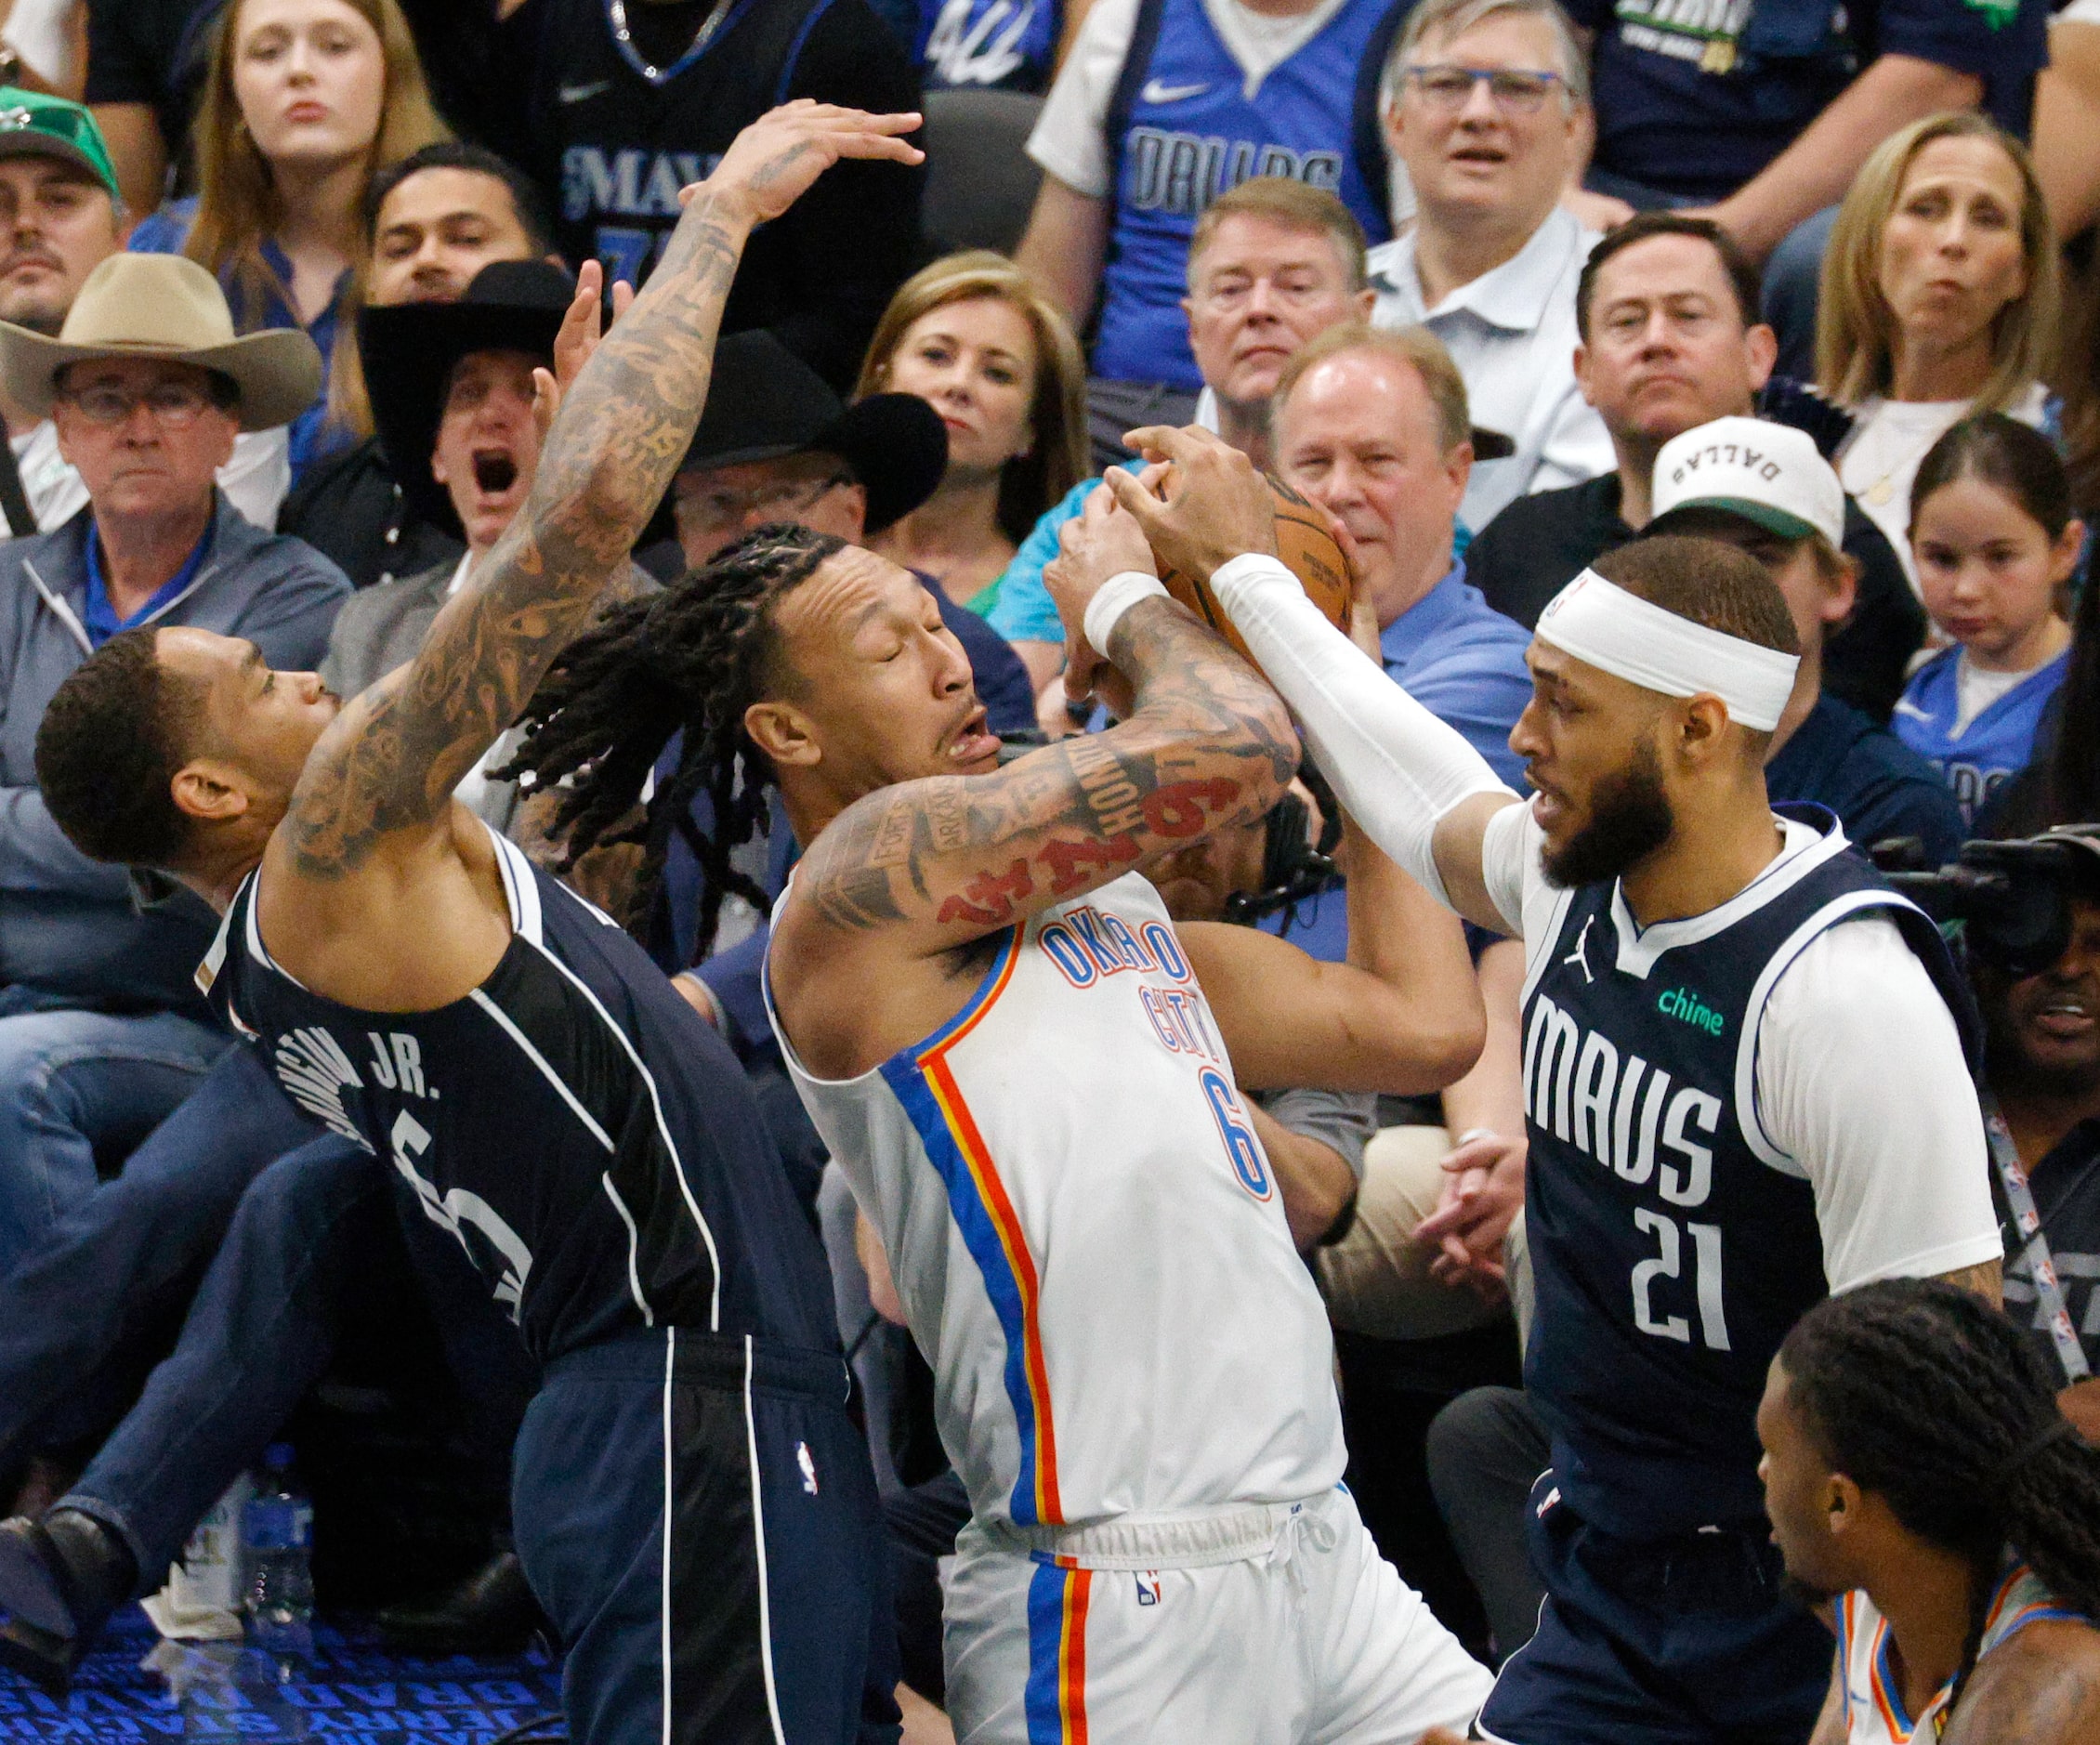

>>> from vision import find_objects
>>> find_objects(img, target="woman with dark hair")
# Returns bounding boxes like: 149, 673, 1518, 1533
127, 0, 448, 481
1757, 1279, 2100, 1744
1895, 413, 2082, 824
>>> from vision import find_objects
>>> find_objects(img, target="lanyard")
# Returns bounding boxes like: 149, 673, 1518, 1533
1984, 1094, 2091, 1384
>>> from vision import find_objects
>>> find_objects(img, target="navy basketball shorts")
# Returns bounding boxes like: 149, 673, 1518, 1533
1477, 1472, 1831, 1745
510, 1329, 900, 1745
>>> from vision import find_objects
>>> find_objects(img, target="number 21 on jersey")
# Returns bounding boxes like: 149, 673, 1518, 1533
1632, 1208, 1731, 1350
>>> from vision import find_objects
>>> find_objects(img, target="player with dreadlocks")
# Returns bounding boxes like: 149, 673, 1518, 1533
1757, 1278, 2100, 1744
508, 445, 1498, 1738
509, 521, 838, 957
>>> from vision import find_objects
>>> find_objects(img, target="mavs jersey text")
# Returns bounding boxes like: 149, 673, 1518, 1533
1482, 804, 1997, 1536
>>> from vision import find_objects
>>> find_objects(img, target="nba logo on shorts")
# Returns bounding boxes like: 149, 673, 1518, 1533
1135, 1573, 1162, 1606
797, 1443, 820, 1496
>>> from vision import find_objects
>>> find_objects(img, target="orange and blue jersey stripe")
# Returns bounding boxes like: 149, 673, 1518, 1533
1024, 1561, 1091, 1744
877, 928, 1066, 1526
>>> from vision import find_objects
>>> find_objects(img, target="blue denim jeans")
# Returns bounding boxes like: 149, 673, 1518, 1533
0, 992, 231, 1275
0, 1043, 319, 1463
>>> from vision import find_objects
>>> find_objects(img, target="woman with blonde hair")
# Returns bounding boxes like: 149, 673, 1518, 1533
855, 248, 1086, 609
129, 0, 448, 485
1817, 111, 2057, 593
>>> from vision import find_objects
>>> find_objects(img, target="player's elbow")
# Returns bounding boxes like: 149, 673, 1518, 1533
1358, 995, 1486, 1096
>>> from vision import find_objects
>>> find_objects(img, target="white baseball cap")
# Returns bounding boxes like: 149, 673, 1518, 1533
1648, 416, 1845, 549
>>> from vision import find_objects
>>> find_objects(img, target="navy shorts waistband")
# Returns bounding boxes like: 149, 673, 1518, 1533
544, 1328, 851, 1403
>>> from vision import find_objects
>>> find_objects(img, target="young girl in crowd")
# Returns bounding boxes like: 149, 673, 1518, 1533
1896, 413, 2084, 822
854, 249, 1086, 609
1818, 113, 2058, 596
129, 0, 447, 484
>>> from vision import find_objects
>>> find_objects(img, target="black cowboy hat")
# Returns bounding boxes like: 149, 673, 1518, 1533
360, 259, 574, 543
678, 331, 947, 536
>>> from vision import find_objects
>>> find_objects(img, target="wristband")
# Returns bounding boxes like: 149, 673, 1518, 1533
1083, 571, 1169, 657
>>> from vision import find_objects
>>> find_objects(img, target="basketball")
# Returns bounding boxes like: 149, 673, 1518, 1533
1151, 472, 1355, 668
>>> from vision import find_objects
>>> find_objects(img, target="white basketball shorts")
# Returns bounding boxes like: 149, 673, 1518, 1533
942, 1486, 1492, 1743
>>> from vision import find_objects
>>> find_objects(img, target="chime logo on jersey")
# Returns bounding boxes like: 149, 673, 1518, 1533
1522, 990, 1722, 1208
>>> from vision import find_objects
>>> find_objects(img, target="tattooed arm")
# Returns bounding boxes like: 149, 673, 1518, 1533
273, 104, 924, 884
1941, 1620, 2100, 1744
794, 597, 1298, 954
790, 486, 1298, 956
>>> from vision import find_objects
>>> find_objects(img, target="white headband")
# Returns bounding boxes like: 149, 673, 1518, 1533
1533, 568, 1799, 731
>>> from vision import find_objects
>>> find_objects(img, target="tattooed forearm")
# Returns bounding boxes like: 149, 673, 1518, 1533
799, 596, 1298, 942
282, 192, 755, 882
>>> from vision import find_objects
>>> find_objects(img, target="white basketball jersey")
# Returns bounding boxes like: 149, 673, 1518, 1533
768, 872, 1344, 1530
1836, 1565, 2080, 1742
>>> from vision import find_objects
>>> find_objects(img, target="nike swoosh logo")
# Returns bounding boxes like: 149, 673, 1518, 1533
1141, 78, 1209, 103
1893, 699, 1932, 720
559, 80, 613, 103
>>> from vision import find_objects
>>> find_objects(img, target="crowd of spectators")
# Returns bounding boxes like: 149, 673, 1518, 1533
0, 0, 2095, 1735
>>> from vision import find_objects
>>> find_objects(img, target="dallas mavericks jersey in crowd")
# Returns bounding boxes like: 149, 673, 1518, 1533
1894, 645, 2070, 825
1519, 810, 1975, 1537
1090, 0, 1396, 389
201, 827, 839, 1364
509, 0, 914, 284
918, 0, 1059, 88
769, 871, 1344, 1529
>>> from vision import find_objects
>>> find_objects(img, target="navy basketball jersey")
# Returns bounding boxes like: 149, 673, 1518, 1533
1518, 810, 1976, 1537
1090, 0, 1396, 389
510, 0, 919, 291
200, 828, 838, 1364
918, 0, 1059, 89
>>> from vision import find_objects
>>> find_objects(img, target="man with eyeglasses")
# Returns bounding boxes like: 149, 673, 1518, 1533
1370, 0, 1610, 540
1013, 0, 1407, 467
0, 249, 346, 1281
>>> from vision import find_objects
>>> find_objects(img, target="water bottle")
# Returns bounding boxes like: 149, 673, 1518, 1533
241, 1444, 314, 1669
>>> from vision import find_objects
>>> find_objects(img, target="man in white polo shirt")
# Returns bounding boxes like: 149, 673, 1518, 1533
1369, 0, 1610, 538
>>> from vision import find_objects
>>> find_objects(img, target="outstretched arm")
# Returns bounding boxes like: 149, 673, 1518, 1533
1177, 814, 1485, 1096
789, 484, 1298, 956
276, 104, 924, 883
1107, 427, 1522, 936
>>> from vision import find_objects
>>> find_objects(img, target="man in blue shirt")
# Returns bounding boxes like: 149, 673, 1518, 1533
1269, 321, 1531, 788
1645, 417, 1964, 864
0, 253, 347, 1276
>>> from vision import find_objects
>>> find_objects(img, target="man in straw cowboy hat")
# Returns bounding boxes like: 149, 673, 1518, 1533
0, 250, 345, 1281
0, 88, 296, 537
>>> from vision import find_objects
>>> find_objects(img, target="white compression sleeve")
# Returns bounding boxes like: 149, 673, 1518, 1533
1209, 554, 1517, 910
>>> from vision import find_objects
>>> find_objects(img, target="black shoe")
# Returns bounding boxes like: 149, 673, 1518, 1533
374, 1551, 544, 1656
0, 1511, 137, 1695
